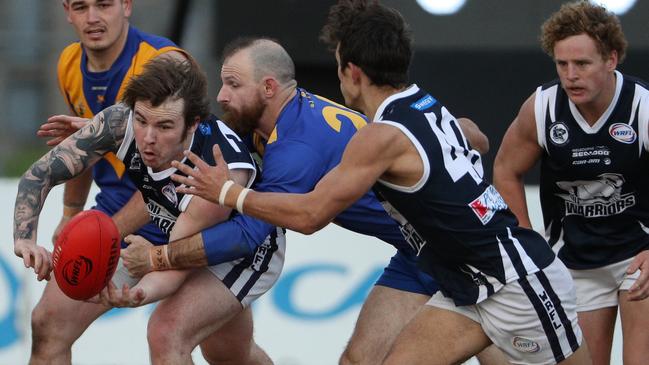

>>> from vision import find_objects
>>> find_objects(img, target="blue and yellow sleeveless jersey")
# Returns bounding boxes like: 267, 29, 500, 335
202, 89, 413, 264
57, 25, 185, 244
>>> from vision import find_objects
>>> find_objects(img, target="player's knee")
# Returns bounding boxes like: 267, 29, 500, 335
200, 337, 252, 365
339, 345, 365, 365
31, 304, 59, 343
31, 304, 68, 355
147, 315, 184, 353
201, 345, 250, 365
31, 304, 49, 336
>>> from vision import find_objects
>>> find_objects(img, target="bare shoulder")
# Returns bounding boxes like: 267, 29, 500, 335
500, 92, 539, 145
353, 123, 406, 150
516, 92, 537, 128
75, 103, 132, 153
99, 103, 132, 142
344, 123, 412, 167
359, 122, 406, 140
497, 91, 542, 158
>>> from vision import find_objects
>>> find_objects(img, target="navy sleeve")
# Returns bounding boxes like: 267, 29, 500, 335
201, 139, 326, 265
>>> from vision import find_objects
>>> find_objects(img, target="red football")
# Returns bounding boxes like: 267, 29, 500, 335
52, 210, 120, 300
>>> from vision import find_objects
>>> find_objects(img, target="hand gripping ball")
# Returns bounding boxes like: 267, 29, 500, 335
52, 210, 120, 300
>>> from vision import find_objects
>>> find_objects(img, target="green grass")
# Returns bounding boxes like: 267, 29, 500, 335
3, 145, 50, 177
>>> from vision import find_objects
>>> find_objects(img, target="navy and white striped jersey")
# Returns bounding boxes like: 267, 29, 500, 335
116, 113, 257, 237
535, 70, 649, 269
372, 85, 555, 305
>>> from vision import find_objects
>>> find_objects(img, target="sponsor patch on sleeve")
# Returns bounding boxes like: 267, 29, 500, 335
410, 94, 437, 111
468, 185, 509, 225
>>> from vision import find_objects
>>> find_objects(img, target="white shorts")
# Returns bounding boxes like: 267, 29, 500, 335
569, 256, 639, 312
112, 227, 286, 308
111, 258, 141, 289
426, 257, 582, 365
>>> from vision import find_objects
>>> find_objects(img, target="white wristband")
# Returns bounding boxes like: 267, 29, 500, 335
219, 180, 235, 206
236, 188, 251, 214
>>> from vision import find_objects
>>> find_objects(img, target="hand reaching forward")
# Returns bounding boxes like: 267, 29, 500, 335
121, 235, 154, 277
14, 239, 52, 281
95, 281, 147, 308
37, 114, 89, 146
171, 145, 233, 205
627, 250, 649, 301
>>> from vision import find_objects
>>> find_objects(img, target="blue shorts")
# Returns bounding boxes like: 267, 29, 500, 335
375, 250, 439, 295
93, 204, 167, 248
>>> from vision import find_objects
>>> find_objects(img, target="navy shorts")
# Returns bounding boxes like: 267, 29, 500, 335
375, 250, 439, 295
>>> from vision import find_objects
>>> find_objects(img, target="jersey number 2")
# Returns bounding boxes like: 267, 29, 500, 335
322, 106, 367, 132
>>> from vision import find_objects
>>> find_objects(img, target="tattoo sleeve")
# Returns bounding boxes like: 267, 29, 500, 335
13, 104, 131, 241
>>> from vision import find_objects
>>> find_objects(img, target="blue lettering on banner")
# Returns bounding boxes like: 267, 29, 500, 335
0, 256, 20, 348
0, 261, 382, 350
272, 263, 383, 320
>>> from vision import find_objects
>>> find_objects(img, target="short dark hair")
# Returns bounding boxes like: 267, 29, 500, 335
121, 57, 210, 130
321, 0, 412, 88
541, 1, 627, 63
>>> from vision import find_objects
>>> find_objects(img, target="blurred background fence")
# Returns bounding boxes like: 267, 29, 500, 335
0, 1, 643, 363
0, 0, 647, 178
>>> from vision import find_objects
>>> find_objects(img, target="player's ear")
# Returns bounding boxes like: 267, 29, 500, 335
349, 63, 363, 85
187, 116, 200, 134
122, 0, 133, 18
261, 77, 279, 98
62, 0, 72, 22
605, 50, 618, 71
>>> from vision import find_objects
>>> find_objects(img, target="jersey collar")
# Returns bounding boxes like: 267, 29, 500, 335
373, 84, 419, 122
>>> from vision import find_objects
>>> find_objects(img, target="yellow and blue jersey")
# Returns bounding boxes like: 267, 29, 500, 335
202, 89, 416, 264
57, 25, 185, 244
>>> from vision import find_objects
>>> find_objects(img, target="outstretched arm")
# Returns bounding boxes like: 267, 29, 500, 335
37, 115, 90, 146
97, 168, 253, 307
13, 105, 130, 280
173, 123, 406, 234
37, 115, 96, 244
96, 269, 192, 308
119, 168, 251, 277
493, 93, 542, 228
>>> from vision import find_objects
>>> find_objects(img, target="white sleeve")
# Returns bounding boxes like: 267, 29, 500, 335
116, 110, 134, 161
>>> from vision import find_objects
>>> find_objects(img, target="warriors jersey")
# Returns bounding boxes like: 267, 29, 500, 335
372, 85, 555, 305
116, 113, 256, 237
57, 25, 185, 243
535, 70, 649, 269
201, 88, 421, 266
